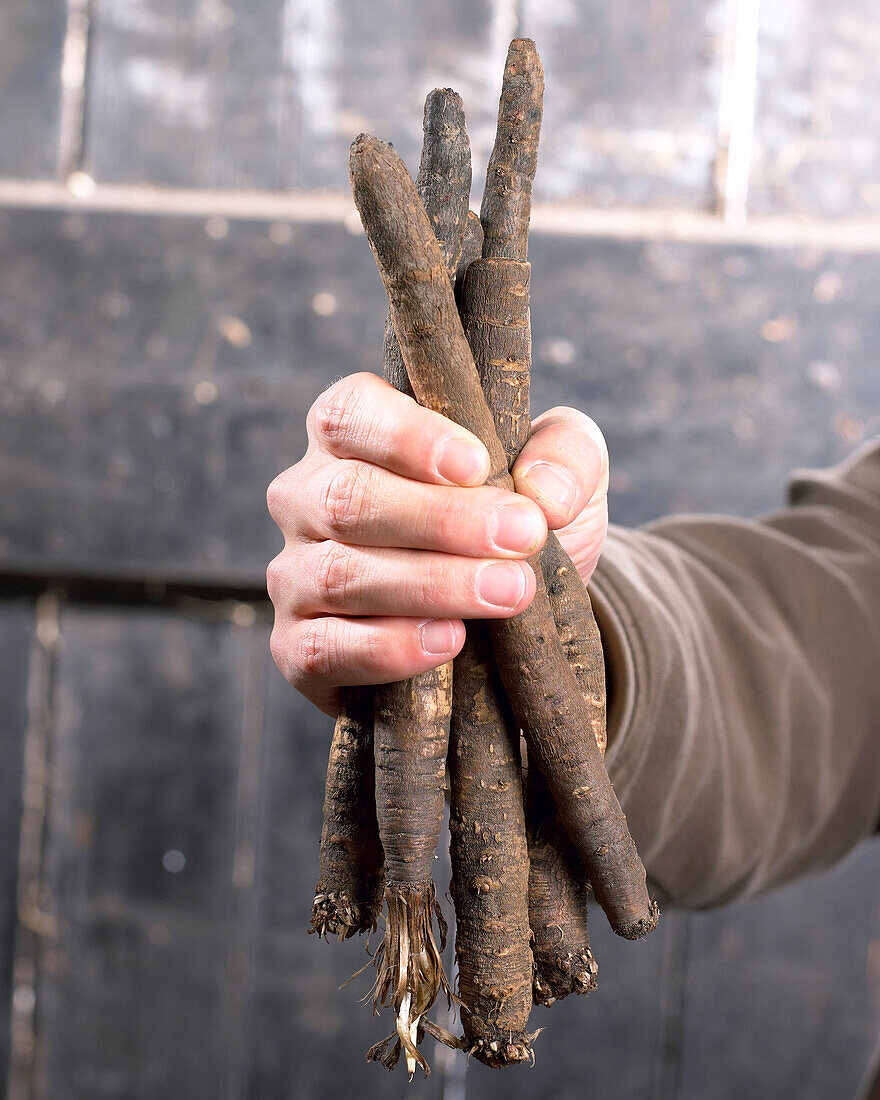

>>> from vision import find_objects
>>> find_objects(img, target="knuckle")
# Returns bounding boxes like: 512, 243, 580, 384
266, 554, 286, 602
322, 461, 372, 537
314, 542, 353, 608
267, 463, 309, 530
266, 472, 287, 523
295, 619, 339, 682
311, 375, 366, 448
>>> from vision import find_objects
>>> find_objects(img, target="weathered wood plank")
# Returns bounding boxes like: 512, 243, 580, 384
0, 207, 386, 584
2, 210, 878, 586
677, 842, 880, 1099
520, 0, 723, 207
751, 0, 880, 216
0, 601, 35, 1094
81, 0, 731, 208
33, 605, 264, 1098
0, 0, 66, 178
528, 233, 880, 528
290, 0, 501, 194
83, 0, 294, 190
82, 0, 500, 195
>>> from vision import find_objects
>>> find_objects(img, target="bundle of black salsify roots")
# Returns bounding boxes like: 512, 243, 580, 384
308, 38, 659, 1078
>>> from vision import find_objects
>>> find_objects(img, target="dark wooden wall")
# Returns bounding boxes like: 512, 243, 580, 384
2, 1, 880, 1098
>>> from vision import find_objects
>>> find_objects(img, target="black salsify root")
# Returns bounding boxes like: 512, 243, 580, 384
369, 881, 451, 1077
421, 1016, 542, 1069
456, 997, 542, 1068
465, 1030, 541, 1069
615, 898, 661, 941
533, 948, 598, 1007
309, 891, 381, 942
371, 1016, 542, 1073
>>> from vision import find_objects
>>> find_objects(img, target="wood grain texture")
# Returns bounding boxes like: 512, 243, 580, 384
0, 0, 66, 178
81, 0, 498, 193
33, 606, 262, 1099
525, 232, 880, 528
0, 208, 386, 585
519, 0, 722, 207
751, 0, 880, 216
83, 0, 297, 189
2, 212, 879, 588
79, 0, 731, 207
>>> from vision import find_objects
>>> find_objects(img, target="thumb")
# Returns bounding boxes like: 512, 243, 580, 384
511, 407, 609, 530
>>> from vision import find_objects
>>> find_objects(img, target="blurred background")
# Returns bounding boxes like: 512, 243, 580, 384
2, 0, 880, 1097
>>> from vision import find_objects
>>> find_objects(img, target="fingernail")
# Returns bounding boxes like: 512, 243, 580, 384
435, 437, 488, 485
520, 463, 577, 513
420, 619, 457, 654
477, 562, 526, 609
491, 503, 544, 554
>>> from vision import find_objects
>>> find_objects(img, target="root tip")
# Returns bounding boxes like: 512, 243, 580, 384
310, 893, 379, 941
468, 1029, 541, 1069
614, 898, 661, 941
533, 949, 598, 1006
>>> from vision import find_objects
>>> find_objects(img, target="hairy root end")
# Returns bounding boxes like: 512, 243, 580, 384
615, 898, 661, 941
533, 949, 598, 1006
369, 882, 451, 1077
467, 1029, 542, 1069
309, 892, 380, 941
366, 1021, 430, 1077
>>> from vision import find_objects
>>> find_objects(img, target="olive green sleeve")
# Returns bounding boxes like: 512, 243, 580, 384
588, 439, 880, 909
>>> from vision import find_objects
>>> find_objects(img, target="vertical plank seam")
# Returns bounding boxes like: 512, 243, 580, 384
282, 0, 341, 143
652, 913, 692, 1100
222, 617, 268, 1099
6, 593, 64, 1100
712, 0, 762, 223
56, 0, 93, 185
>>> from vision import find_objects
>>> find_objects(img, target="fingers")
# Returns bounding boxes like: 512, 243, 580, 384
270, 456, 547, 557
267, 377, 613, 714
268, 543, 537, 620
270, 614, 466, 715
511, 407, 609, 530
306, 371, 490, 487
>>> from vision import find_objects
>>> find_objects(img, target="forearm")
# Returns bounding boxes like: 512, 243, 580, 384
589, 439, 880, 909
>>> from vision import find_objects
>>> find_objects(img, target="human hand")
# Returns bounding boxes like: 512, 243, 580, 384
267, 372, 608, 715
